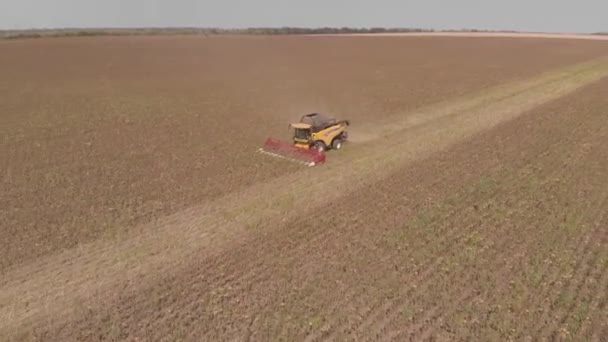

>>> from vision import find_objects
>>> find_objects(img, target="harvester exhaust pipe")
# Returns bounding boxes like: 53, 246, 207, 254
258, 138, 326, 167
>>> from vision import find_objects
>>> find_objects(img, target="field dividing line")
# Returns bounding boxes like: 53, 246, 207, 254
1, 59, 608, 337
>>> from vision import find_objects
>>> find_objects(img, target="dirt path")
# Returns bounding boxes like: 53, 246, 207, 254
2, 59, 608, 340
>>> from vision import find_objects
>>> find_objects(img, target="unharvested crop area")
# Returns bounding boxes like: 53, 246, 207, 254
1, 34, 608, 341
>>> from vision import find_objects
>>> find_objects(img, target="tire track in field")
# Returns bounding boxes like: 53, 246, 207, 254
2, 60, 608, 339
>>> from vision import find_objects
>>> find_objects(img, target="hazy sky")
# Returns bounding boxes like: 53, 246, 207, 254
0, 0, 606, 33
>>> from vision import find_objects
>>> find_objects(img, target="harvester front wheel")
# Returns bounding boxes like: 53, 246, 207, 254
332, 138, 343, 150
313, 141, 326, 152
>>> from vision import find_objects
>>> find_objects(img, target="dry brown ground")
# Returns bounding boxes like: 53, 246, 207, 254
19, 74, 607, 342
1, 36, 608, 341
2, 35, 608, 268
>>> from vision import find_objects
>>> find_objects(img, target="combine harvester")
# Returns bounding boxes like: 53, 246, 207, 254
259, 113, 350, 167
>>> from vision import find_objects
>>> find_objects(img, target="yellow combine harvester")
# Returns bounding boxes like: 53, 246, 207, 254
259, 113, 350, 166
291, 113, 350, 152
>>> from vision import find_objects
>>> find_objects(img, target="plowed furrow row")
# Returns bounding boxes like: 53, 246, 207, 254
546, 219, 608, 339
190, 120, 534, 340
313, 143, 553, 341
357, 113, 596, 340
303, 88, 604, 341
196, 88, 560, 340
487, 146, 604, 338
4, 60, 608, 341
391, 120, 607, 340
557, 247, 608, 339
505, 194, 608, 340
324, 183, 548, 337
528, 160, 608, 337
305, 193, 510, 341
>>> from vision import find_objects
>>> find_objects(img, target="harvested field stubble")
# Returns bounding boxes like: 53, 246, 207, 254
0, 39, 608, 340
35, 76, 606, 342
1, 35, 608, 268
1, 35, 608, 341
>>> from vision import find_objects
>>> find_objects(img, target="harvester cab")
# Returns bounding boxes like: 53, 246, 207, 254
259, 113, 350, 167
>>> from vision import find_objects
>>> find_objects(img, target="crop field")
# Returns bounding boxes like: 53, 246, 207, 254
1, 34, 608, 341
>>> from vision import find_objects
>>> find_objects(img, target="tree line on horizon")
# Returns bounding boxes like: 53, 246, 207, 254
0, 26, 532, 39
1, 27, 604, 40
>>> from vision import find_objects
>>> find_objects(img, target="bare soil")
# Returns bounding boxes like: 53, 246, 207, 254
1, 35, 608, 341
2, 35, 608, 268
29, 75, 608, 342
